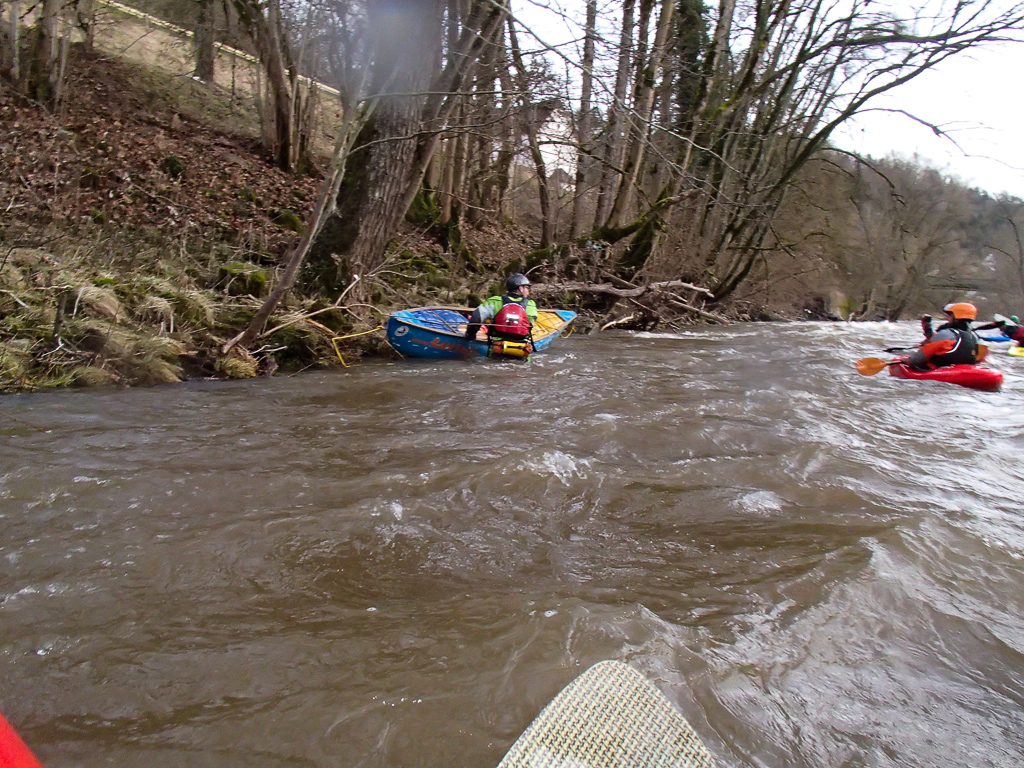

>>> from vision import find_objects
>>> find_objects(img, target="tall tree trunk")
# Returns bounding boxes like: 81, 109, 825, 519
592, 0, 635, 231
396, 1, 507, 216
490, 26, 516, 216
28, 0, 61, 106
6, 0, 21, 82
570, 0, 597, 239
231, 0, 294, 170
645, 61, 675, 198
450, 121, 468, 223
195, 0, 216, 82
466, 33, 497, 224
307, 0, 443, 299
264, 0, 292, 171
507, 17, 551, 249
439, 137, 455, 224
607, 0, 674, 229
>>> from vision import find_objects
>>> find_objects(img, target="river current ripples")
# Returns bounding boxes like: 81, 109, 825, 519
2, 320, 1023, 767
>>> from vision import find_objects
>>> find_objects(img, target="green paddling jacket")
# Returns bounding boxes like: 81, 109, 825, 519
464, 294, 538, 339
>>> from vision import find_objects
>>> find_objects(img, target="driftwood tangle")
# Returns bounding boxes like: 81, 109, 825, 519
530, 279, 712, 299
531, 279, 728, 330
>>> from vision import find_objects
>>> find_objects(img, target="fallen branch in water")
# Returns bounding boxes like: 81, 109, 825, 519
599, 314, 637, 332
531, 279, 713, 299
258, 275, 361, 339
663, 296, 730, 323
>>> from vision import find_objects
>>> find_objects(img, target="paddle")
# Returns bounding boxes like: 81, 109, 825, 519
856, 357, 896, 376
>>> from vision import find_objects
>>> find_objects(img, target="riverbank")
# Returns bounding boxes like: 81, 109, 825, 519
2, 45, 792, 395
0, 47, 571, 393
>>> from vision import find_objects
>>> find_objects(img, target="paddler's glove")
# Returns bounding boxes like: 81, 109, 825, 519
920, 314, 932, 338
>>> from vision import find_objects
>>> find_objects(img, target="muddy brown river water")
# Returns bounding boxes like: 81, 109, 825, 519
2, 321, 1023, 767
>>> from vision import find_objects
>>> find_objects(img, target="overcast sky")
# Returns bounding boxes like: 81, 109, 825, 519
834, 41, 1024, 199
515, 1, 1024, 200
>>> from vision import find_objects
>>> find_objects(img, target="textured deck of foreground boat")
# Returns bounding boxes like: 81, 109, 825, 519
496, 661, 717, 768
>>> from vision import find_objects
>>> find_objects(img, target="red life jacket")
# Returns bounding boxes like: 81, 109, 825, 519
491, 300, 532, 340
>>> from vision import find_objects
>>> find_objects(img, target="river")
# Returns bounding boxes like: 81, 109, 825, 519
2, 321, 1023, 767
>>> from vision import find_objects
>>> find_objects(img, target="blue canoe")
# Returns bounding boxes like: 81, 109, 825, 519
386, 306, 577, 359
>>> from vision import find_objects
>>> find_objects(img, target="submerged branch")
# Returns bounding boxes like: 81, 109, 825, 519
531, 279, 714, 299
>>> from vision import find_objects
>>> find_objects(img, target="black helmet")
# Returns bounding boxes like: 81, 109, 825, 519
507, 273, 531, 293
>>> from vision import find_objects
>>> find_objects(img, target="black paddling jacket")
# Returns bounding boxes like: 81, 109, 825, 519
907, 320, 979, 369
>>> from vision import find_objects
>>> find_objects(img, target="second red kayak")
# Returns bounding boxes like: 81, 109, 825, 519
888, 358, 1003, 391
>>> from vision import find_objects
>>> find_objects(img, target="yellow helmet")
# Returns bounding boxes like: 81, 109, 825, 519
943, 302, 977, 320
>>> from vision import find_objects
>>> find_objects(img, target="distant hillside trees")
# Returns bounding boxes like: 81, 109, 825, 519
229, 0, 326, 172
0, 0, 68, 104
747, 152, 1024, 320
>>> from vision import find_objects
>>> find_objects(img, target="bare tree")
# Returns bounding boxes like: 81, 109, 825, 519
592, 0, 636, 231
3, 0, 21, 82
569, 0, 597, 239
307, 0, 507, 301
24, 0, 69, 105
508, 14, 553, 248
194, 0, 216, 82
605, 0, 674, 229
985, 198, 1024, 304
231, 0, 322, 172
586, 0, 1024, 302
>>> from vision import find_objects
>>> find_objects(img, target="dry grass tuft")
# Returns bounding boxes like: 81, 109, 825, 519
216, 348, 259, 379
75, 286, 122, 321
173, 290, 216, 326
123, 336, 186, 384
136, 295, 174, 326
71, 365, 118, 388
0, 341, 30, 382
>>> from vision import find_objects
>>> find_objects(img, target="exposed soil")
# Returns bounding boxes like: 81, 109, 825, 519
0, 46, 351, 393
1, 47, 320, 256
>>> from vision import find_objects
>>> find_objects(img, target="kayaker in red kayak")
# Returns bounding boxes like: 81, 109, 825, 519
909, 302, 982, 370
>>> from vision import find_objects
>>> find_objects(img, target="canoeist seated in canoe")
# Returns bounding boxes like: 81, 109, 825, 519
909, 302, 981, 370
464, 273, 538, 343
974, 313, 1024, 347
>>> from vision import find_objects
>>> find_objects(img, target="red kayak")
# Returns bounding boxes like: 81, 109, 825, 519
0, 711, 44, 768
888, 357, 1003, 391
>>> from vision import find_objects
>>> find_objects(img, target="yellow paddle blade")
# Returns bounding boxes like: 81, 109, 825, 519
856, 357, 890, 376
977, 343, 989, 362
